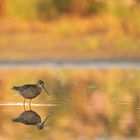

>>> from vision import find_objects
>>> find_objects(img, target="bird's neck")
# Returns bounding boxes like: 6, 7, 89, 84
37, 84, 42, 88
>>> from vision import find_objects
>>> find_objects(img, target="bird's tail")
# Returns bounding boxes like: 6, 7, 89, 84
12, 86, 20, 91
12, 118, 20, 122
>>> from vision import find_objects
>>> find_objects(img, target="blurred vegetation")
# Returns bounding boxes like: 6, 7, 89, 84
0, 0, 138, 19
4, 0, 107, 19
0, 0, 140, 60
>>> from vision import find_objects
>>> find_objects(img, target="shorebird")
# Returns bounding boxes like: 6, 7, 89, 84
12, 80, 50, 106
12, 110, 50, 129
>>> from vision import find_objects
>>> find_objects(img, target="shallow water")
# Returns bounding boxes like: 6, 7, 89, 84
0, 103, 58, 107
0, 66, 140, 140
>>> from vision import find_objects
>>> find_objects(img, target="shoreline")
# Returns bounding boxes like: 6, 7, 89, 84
0, 60, 140, 68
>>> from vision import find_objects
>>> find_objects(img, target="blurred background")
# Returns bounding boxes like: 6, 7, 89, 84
0, 0, 140, 140
0, 0, 140, 61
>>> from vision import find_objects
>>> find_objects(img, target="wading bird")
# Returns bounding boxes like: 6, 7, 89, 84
12, 110, 50, 129
12, 80, 50, 106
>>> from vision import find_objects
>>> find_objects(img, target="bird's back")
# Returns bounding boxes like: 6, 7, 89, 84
12, 84, 41, 99
12, 111, 41, 125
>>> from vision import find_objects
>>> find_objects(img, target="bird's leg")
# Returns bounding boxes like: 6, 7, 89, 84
29, 105, 32, 110
23, 104, 26, 111
23, 98, 26, 106
29, 99, 32, 109
23, 98, 26, 110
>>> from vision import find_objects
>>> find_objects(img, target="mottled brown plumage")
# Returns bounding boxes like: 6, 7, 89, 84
12, 80, 50, 106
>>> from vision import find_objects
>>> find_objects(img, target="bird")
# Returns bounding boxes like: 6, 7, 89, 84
12, 80, 50, 106
12, 110, 50, 129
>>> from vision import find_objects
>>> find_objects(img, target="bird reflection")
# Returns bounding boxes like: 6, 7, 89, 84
12, 110, 50, 129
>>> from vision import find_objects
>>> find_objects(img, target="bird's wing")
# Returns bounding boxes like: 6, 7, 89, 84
21, 111, 41, 124
12, 116, 30, 124
17, 84, 36, 92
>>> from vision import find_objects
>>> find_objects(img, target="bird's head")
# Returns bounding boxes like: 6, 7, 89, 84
36, 123, 44, 130
37, 80, 44, 87
36, 114, 50, 130
37, 80, 50, 95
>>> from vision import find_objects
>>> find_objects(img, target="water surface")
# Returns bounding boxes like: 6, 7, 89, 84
0, 66, 140, 140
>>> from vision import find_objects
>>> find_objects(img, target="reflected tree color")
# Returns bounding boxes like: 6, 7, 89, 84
0, 68, 140, 139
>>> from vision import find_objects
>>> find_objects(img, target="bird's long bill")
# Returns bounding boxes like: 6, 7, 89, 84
40, 114, 50, 127
42, 85, 50, 95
